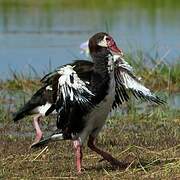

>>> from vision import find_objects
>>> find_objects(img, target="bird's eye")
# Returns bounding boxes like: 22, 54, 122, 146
106, 37, 111, 41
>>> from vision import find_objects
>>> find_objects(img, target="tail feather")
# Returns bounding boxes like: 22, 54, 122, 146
31, 133, 65, 148
31, 132, 68, 148
30, 137, 51, 148
13, 102, 36, 122
13, 86, 48, 122
13, 111, 27, 122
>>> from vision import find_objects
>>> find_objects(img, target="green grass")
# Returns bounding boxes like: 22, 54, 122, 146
125, 52, 180, 93
0, 0, 180, 10
0, 106, 180, 179
0, 52, 179, 93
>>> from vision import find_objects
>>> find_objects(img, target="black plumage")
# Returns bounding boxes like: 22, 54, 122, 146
13, 60, 94, 147
13, 85, 54, 122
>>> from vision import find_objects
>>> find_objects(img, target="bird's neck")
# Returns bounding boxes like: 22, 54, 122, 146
90, 52, 114, 101
93, 58, 108, 77
91, 51, 112, 77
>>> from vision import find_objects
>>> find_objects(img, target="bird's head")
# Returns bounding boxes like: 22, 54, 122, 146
88, 32, 123, 57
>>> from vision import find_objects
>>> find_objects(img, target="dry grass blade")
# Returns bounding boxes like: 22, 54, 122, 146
31, 146, 48, 161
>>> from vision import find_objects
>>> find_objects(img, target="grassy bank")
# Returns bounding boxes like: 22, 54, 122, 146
0, 52, 180, 178
0, 53, 179, 93
126, 53, 180, 93
0, 106, 180, 179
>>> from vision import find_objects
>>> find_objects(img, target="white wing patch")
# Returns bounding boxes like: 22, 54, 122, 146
114, 55, 165, 105
113, 55, 133, 72
46, 85, 53, 91
34, 103, 52, 116
57, 65, 94, 105
116, 70, 154, 97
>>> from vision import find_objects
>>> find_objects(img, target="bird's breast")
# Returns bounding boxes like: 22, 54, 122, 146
89, 72, 115, 125
79, 72, 115, 143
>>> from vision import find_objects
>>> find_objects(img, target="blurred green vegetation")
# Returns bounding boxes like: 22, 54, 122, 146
0, 0, 180, 9
0, 0, 180, 19
0, 51, 179, 93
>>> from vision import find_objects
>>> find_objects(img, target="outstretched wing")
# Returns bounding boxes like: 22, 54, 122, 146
41, 60, 93, 84
56, 64, 94, 106
40, 60, 94, 109
113, 55, 165, 108
40, 60, 94, 131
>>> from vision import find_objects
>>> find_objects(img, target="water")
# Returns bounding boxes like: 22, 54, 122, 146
0, 0, 180, 79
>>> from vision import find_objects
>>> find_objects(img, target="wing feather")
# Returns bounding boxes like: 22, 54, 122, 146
40, 60, 94, 114
113, 55, 165, 108
56, 65, 94, 108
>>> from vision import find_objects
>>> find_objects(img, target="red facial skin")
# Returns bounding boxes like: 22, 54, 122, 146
107, 36, 123, 56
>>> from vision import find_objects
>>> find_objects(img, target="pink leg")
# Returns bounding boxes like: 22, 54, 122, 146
31, 114, 43, 147
73, 139, 83, 174
87, 135, 124, 167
